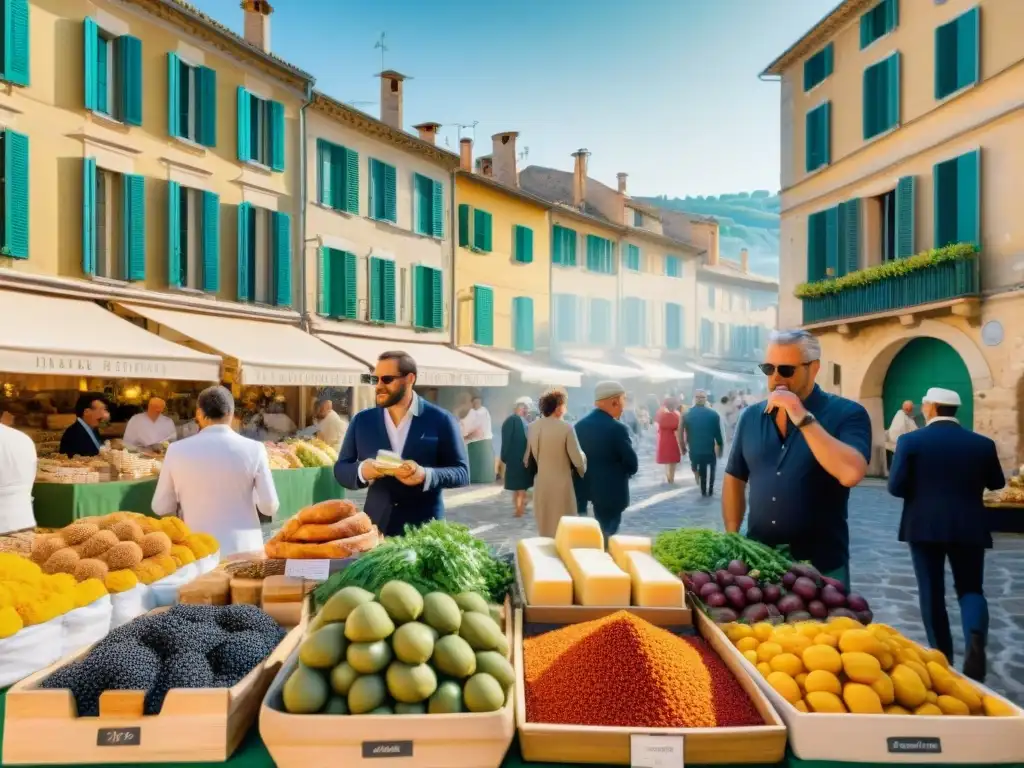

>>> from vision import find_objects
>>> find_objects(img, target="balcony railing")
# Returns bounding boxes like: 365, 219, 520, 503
801, 258, 979, 326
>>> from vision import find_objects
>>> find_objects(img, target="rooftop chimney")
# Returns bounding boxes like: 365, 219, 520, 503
242, 0, 273, 53
572, 149, 590, 209
491, 131, 519, 187
740, 248, 749, 273
617, 172, 628, 194
459, 138, 473, 172
378, 70, 406, 130
413, 122, 440, 145
476, 155, 493, 177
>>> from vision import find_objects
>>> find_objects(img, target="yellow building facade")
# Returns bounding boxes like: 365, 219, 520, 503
766, 0, 1024, 469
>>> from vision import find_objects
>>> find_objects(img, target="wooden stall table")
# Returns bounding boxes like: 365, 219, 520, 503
986, 499, 1024, 535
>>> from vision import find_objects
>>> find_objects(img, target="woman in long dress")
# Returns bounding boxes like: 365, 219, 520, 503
654, 397, 682, 484
524, 389, 586, 537
500, 398, 533, 518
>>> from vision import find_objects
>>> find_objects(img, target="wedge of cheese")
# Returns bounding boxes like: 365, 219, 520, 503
563, 548, 631, 606
624, 550, 685, 608
517, 537, 573, 606
607, 534, 652, 571
554, 516, 604, 562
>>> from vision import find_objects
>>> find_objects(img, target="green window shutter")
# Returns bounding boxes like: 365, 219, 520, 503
565, 228, 576, 266
3, 128, 28, 259
514, 225, 533, 263
2, 0, 29, 86
807, 210, 827, 282
666, 256, 682, 277
382, 259, 396, 323
383, 162, 397, 222
625, 243, 640, 271
430, 268, 443, 329
841, 198, 861, 275
167, 180, 181, 286
83, 19, 98, 111
319, 246, 331, 316
236, 87, 251, 162
956, 9, 979, 95
802, 44, 833, 91
933, 157, 957, 248
824, 206, 839, 278
122, 174, 145, 281
116, 35, 142, 126
166, 53, 180, 138
196, 66, 216, 146
935, 18, 957, 99
666, 303, 682, 350
269, 100, 285, 171
317, 140, 333, 206
473, 209, 492, 251
411, 264, 425, 327
862, 63, 878, 139
895, 175, 915, 257
473, 285, 494, 346
806, 102, 831, 172
860, 0, 897, 49
413, 174, 429, 235
431, 180, 444, 238
586, 235, 597, 271
201, 190, 220, 292
341, 147, 359, 214
552, 225, 563, 264
513, 297, 534, 353
368, 158, 382, 219
237, 202, 252, 301
272, 211, 292, 307
82, 157, 96, 274
955, 149, 980, 248
885, 53, 900, 133
369, 256, 383, 321
458, 203, 471, 247
342, 251, 358, 319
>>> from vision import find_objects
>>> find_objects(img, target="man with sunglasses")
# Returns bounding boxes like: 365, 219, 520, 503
334, 351, 469, 536
723, 330, 871, 590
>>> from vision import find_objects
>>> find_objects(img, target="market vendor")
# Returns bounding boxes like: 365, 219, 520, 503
58, 393, 110, 458
122, 397, 177, 449
310, 397, 347, 451
335, 350, 469, 536
0, 415, 37, 533
722, 329, 871, 589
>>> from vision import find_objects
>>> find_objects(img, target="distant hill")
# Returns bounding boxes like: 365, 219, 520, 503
636, 190, 780, 279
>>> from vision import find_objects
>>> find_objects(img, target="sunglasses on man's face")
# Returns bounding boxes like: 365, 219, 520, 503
362, 373, 409, 386
758, 362, 811, 378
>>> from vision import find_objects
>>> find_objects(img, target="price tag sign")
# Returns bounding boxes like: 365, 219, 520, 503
887, 737, 942, 755
362, 740, 413, 758
96, 727, 141, 747
630, 734, 684, 768
284, 559, 331, 581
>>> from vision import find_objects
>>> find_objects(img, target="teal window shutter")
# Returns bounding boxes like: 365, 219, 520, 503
860, 0, 898, 49
342, 147, 359, 213
840, 198, 861, 275
824, 206, 839, 278
322, 248, 357, 319
122, 174, 145, 281
624, 243, 640, 271
863, 54, 899, 139
201, 190, 220, 292
895, 176, 915, 257
805, 101, 831, 172
237, 202, 252, 300
83, 19, 98, 111
458, 204, 470, 247
665, 303, 682, 350
513, 296, 534, 353
269, 100, 285, 171
3, 128, 28, 259
552, 225, 564, 264
82, 157, 96, 274
196, 66, 216, 146
272, 211, 292, 307
116, 35, 142, 126
383, 162, 397, 222
369, 256, 383, 321
514, 225, 533, 263
413, 174, 430, 235
430, 268, 443, 329
886, 53, 900, 134
431, 180, 444, 238
935, 8, 979, 100
369, 159, 395, 221
665, 255, 682, 277
806, 210, 827, 282
167, 53, 180, 138
342, 251, 358, 319
3, 0, 30, 86
802, 43, 833, 91
167, 180, 181, 286
317, 140, 333, 206
473, 209, 492, 251
319, 246, 331, 317
955, 149, 980, 247
411, 264, 425, 327
236, 87, 251, 162
473, 285, 494, 346
383, 259, 397, 322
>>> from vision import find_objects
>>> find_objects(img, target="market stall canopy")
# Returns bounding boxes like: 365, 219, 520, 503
688, 362, 755, 384
119, 304, 365, 387
458, 347, 582, 388
623, 355, 694, 384
561, 356, 645, 380
318, 335, 508, 387
0, 291, 221, 381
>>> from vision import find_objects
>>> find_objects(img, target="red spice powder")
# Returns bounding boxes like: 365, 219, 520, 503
684, 635, 763, 727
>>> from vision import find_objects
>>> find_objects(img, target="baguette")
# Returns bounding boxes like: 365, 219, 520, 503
296, 499, 359, 525
288, 512, 372, 542
264, 529, 378, 559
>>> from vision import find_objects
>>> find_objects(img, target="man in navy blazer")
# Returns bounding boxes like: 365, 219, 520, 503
334, 351, 469, 537
888, 386, 1005, 683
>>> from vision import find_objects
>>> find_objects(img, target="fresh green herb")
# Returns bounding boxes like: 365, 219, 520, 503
651, 528, 792, 582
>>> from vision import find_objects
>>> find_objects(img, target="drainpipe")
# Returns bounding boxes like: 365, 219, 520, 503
449, 170, 458, 346
299, 81, 314, 331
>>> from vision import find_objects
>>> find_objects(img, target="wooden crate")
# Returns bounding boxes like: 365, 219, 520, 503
515, 607, 787, 765
704, 618, 1024, 763
260, 597, 515, 768
514, 549, 692, 625
2, 620, 304, 764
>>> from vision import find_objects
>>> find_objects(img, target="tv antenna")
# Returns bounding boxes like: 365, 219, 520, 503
518, 146, 530, 162
346, 100, 377, 109
455, 121, 478, 142
374, 32, 388, 72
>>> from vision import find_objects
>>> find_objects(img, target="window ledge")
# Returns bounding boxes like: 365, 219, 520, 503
170, 286, 210, 297
90, 275, 132, 288
314, 202, 357, 217
170, 136, 208, 157
936, 80, 977, 107
368, 214, 401, 230
88, 110, 129, 132
242, 160, 273, 175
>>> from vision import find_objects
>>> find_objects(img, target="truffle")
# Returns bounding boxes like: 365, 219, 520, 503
110, 520, 145, 545
61, 522, 99, 546
42, 548, 80, 575
102, 541, 144, 570
140, 531, 173, 558
74, 530, 119, 559
73, 558, 109, 582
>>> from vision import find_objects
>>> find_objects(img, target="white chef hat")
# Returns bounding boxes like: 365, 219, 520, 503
922, 387, 961, 406
514, 396, 534, 407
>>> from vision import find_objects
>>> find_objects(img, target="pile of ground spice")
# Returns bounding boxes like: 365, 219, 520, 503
524, 611, 763, 728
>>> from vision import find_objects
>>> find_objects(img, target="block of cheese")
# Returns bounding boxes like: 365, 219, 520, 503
607, 535, 652, 571
624, 550, 685, 608
554, 516, 604, 562
563, 548, 631, 606
517, 537, 573, 606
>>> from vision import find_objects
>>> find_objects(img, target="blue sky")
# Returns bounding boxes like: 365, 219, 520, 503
189, 0, 836, 198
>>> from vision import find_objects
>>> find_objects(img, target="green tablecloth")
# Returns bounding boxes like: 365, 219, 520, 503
468, 438, 496, 484
31, 468, 342, 529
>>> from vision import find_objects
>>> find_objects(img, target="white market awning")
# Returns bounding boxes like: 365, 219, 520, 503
120, 304, 365, 387
0, 291, 221, 381
623, 356, 694, 384
561, 356, 645, 380
318, 335, 509, 388
458, 347, 582, 389
688, 362, 755, 384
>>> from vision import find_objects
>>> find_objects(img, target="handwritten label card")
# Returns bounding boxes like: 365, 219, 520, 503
96, 727, 141, 747
630, 734, 683, 768
362, 740, 414, 758
284, 559, 331, 581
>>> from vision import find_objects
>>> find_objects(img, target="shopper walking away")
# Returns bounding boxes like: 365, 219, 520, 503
573, 381, 639, 540
525, 389, 586, 537
885, 400, 917, 472
335, 351, 469, 536
500, 397, 533, 518
0, 415, 37, 534
887, 387, 1004, 682
461, 395, 495, 484
723, 329, 871, 591
684, 390, 724, 497
654, 398, 683, 484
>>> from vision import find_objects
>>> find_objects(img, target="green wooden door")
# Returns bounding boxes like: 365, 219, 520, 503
882, 337, 973, 429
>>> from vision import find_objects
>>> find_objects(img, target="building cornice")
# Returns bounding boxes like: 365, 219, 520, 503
698, 265, 779, 291
761, 0, 872, 77
455, 171, 552, 211
311, 93, 460, 171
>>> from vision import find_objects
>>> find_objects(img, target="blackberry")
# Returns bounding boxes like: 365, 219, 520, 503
215, 604, 279, 635
166, 604, 220, 624
39, 662, 81, 691
139, 616, 229, 657
207, 631, 273, 679
98, 614, 164, 647
62, 640, 161, 717
143, 652, 215, 715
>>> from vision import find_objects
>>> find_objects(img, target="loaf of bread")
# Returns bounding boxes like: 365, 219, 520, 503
288, 512, 372, 543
